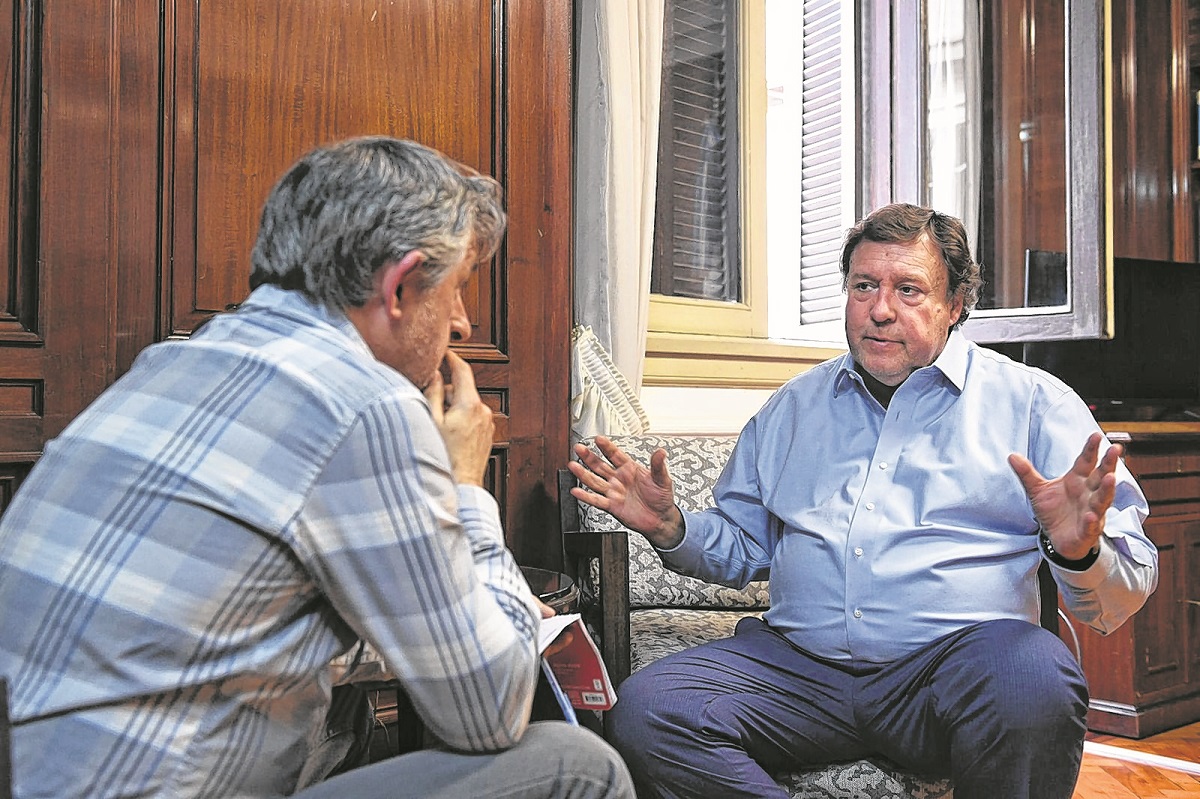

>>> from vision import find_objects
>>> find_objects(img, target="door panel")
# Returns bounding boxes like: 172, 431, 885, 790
0, 0, 570, 569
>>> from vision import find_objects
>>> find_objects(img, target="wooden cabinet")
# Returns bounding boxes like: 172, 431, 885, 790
1070, 429, 1200, 737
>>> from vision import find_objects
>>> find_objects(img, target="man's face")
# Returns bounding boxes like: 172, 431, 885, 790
844, 234, 963, 387
390, 255, 475, 389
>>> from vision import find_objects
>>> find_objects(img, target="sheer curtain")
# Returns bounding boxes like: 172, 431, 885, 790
572, 0, 664, 440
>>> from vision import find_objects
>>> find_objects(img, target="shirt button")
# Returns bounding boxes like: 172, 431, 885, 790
865, 502, 875, 511
879, 462, 888, 470
853, 609, 863, 618
854, 547, 864, 557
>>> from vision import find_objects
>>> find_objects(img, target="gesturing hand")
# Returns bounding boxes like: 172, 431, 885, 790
424, 350, 494, 486
567, 436, 685, 549
1008, 431, 1121, 561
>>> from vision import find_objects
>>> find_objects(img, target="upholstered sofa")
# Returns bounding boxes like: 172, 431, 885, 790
562, 434, 954, 799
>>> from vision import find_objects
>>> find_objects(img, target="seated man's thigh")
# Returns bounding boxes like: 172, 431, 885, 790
294, 722, 632, 799
608, 617, 871, 775
857, 619, 1087, 777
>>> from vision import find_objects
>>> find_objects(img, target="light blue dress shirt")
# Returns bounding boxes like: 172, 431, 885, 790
0, 285, 542, 798
665, 332, 1158, 664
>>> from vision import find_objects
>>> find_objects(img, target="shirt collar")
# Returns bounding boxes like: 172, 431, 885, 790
833, 329, 969, 395
238, 284, 375, 358
931, 329, 969, 391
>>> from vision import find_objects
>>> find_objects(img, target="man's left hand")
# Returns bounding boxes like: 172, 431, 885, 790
536, 598, 574, 657
1008, 431, 1121, 561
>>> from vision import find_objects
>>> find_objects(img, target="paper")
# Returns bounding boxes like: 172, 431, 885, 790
538, 613, 617, 713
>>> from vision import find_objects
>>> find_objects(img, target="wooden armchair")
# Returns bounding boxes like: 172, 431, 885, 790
561, 433, 1066, 799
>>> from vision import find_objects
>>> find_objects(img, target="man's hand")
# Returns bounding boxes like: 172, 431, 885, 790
536, 598, 575, 658
567, 435, 685, 549
1008, 432, 1121, 561
424, 350, 493, 486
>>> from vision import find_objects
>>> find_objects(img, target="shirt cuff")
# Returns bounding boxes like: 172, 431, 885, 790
1039, 529, 1100, 570
1048, 536, 1118, 590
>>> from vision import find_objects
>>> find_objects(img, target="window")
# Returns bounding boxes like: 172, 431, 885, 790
645, 0, 854, 387
645, 0, 1112, 390
651, 1, 741, 303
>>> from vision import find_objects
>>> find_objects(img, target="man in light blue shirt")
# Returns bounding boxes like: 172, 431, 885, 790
0, 137, 633, 798
569, 204, 1157, 799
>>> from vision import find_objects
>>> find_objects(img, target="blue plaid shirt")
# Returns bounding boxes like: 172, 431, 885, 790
0, 285, 542, 798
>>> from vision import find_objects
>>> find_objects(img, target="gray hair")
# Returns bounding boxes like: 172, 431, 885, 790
250, 136, 506, 309
839, 202, 982, 329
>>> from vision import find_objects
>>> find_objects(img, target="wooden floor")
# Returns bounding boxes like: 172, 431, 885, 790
1074, 722, 1200, 798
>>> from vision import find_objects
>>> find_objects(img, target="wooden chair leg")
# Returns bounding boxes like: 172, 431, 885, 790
1, 678, 12, 799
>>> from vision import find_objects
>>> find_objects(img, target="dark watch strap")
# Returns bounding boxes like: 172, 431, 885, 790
1040, 530, 1100, 571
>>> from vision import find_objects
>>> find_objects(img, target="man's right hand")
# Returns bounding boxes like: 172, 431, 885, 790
568, 436, 685, 549
425, 350, 494, 486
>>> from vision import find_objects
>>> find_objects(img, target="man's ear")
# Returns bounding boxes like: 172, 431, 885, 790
378, 251, 427, 318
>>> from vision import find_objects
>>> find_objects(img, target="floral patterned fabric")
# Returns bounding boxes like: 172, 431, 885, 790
576, 435, 952, 799
629, 608, 763, 673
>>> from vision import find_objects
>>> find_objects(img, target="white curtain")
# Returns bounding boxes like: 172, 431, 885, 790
573, 0, 664, 439
569, 325, 651, 444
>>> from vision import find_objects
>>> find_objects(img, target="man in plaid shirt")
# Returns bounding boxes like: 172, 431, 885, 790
0, 137, 632, 799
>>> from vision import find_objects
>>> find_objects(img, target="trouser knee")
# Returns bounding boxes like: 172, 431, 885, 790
947, 620, 1088, 739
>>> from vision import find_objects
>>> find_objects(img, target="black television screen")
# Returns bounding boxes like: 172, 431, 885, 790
1022, 257, 1200, 421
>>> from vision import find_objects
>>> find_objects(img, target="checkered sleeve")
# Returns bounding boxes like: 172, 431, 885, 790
290, 390, 542, 752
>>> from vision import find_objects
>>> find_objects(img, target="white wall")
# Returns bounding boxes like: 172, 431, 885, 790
640, 386, 773, 434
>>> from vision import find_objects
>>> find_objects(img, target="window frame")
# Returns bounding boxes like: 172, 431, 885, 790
645, 0, 1113, 390
645, 0, 844, 388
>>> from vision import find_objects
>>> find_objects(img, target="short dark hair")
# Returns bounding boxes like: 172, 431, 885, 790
839, 203, 982, 328
250, 136, 506, 310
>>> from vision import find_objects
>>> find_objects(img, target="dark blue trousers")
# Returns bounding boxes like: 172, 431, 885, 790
607, 617, 1088, 799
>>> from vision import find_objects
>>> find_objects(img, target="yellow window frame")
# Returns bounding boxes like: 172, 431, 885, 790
645, 0, 843, 389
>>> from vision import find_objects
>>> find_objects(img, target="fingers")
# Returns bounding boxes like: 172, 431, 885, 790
569, 484, 611, 513
434, 351, 493, 486
543, 628, 575, 659
1074, 432, 1123, 483
423, 370, 445, 424
571, 438, 664, 478
1097, 441, 1122, 477
571, 441, 616, 479
1086, 464, 1118, 521
535, 597, 557, 619
649, 448, 673, 491
566, 459, 611, 496
1007, 452, 1044, 493
571, 437, 637, 481
443, 350, 479, 407
592, 436, 631, 470
1070, 432, 1104, 479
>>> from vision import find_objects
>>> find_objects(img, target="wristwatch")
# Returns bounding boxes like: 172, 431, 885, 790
1039, 529, 1100, 570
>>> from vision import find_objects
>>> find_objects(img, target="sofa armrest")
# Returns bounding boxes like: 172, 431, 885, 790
559, 469, 633, 683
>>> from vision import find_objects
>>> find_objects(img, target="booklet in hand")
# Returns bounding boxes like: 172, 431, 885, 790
538, 613, 617, 716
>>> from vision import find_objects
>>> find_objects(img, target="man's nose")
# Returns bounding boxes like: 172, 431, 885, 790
869, 290, 895, 322
449, 294, 472, 342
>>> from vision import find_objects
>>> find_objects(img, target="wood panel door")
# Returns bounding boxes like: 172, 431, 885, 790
0, 0, 572, 569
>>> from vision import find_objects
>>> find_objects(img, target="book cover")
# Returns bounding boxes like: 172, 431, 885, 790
538, 613, 617, 712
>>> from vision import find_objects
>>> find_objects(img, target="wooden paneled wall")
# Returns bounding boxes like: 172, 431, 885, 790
0, 0, 573, 569
1111, 0, 1195, 262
